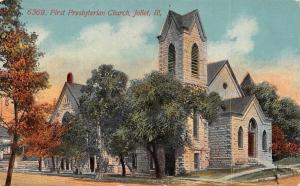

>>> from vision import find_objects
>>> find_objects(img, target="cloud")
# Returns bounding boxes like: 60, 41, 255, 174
296, 0, 300, 7
37, 15, 300, 104
27, 25, 50, 45
208, 17, 258, 62
207, 16, 300, 103
37, 17, 157, 102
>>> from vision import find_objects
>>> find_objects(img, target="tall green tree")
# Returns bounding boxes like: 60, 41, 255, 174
128, 72, 221, 178
101, 97, 136, 177
182, 84, 222, 123
246, 81, 300, 140
59, 114, 88, 174
80, 64, 129, 176
0, 1, 48, 185
276, 98, 300, 139
250, 82, 279, 118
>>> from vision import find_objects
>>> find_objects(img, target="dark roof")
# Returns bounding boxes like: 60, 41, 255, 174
241, 73, 255, 88
207, 60, 227, 85
66, 83, 84, 104
222, 96, 255, 115
158, 10, 206, 41
240, 73, 255, 96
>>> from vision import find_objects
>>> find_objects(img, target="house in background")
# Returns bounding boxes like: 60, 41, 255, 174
50, 73, 122, 174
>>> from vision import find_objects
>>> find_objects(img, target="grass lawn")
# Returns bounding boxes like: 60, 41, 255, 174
231, 168, 299, 182
187, 166, 263, 179
275, 156, 300, 165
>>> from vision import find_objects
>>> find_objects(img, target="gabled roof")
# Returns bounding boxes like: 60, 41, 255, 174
207, 60, 245, 97
222, 96, 255, 115
50, 82, 84, 122
241, 73, 255, 89
221, 96, 272, 122
65, 83, 84, 105
240, 73, 255, 96
207, 60, 227, 85
158, 10, 207, 42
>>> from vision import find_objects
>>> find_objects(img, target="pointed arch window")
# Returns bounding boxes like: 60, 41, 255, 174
191, 43, 199, 77
168, 44, 176, 75
262, 130, 267, 151
238, 126, 243, 148
193, 110, 199, 139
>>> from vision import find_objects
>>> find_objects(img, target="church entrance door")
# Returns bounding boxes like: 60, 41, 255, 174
248, 119, 257, 158
90, 157, 95, 172
165, 149, 176, 176
248, 133, 254, 157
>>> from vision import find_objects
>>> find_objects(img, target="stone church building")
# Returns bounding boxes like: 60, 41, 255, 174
50, 10, 272, 175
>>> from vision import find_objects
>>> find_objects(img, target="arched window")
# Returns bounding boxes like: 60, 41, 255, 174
248, 118, 257, 157
191, 43, 199, 77
262, 130, 267, 151
249, 119, 257, 132
193, 110, 199, 139
238, 126, 243, 148
168, 44, 176, 74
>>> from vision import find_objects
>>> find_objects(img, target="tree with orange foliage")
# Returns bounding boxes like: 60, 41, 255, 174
272, 126, 300, 161
20, 104, 65, 171
0, 1, 48, 185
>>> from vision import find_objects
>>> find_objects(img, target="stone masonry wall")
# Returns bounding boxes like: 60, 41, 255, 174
182, 24, 207, 87
231, 100, 272, 166
208, 116, 232, 168
135, 115, 209, 175
159, 21, 207, 87
159, 21, 184, 81
180, 116, 209, 173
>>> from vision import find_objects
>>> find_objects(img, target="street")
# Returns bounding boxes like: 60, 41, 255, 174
0, 172, 300, 186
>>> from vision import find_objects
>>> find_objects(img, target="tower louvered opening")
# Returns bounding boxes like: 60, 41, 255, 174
191, 43, 199, 77
168, 44, 176, 75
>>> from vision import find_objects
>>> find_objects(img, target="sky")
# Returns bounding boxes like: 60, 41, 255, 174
15, 0, 300, 104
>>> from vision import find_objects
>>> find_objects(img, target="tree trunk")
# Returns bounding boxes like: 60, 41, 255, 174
148, 143, 162, 179
51, 156, 56, 172
5, 102, 19, 186
38, 157, 42, 172
5, 133, 18, 186
120, 155, 126, 177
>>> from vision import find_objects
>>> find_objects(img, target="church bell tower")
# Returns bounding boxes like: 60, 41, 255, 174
157, 10, 208, 87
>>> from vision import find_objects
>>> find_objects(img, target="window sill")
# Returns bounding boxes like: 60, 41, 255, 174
238, 148, 243, 150
191, 75, 199, 79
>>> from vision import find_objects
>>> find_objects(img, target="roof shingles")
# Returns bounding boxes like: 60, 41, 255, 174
66, 83, 84, 105
222, 96, 255, 115
158, 10, 206, 41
